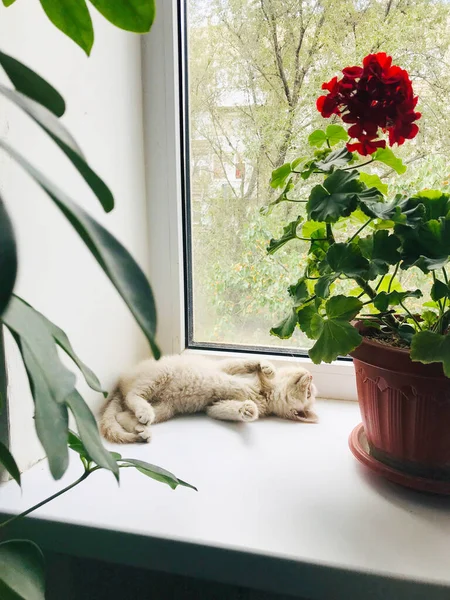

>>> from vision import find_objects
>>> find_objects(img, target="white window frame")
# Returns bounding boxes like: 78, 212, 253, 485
141, 0, 357, 401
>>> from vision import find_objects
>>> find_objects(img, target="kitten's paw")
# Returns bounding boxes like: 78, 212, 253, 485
259, 361, 275, 378
135, 405, 155, 425
135, 424, 152, 442
239, 400, 259, 422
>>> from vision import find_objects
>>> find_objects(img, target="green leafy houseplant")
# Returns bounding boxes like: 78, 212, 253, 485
0, 3, 195, 598
266, 53, 450, 490
267, 52, 450, 373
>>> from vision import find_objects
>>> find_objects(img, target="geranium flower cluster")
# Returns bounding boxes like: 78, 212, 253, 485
316, 53, 421, 155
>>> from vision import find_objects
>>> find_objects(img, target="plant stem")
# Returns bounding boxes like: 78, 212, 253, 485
375, 274, 386, 291
400, 301, 423, 331
432, 271, 445, 317
443, 268, 449, 286
0, 470, 90, 530
388, 263, 400, 294
342, 159, 374, 171
355, 277, 376, 300
326, 223, 335, 244
349, 219, 373, 243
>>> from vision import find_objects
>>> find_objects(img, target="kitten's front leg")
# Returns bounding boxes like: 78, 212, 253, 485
125, 392, 155, 425
206, 400, 259, 423
219, 358, 275, 379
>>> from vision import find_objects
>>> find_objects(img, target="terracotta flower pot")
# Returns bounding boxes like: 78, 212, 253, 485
350, 336, 450, 480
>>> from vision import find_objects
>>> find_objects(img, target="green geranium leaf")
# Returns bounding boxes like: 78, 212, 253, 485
315, 275, 336, 299
373, 147, 407, 174
314, 147, 353, 172
359, 172, 388, 195
361, 193, 426, 226
326, 124, 349, 146
411, 331, 450, 376
396, 217, 450, 272
406, 190, 450, 221
0, 540, 45, 600
291, 156, 306, 170
309, 319, 362, 364
270, 309, 298, 339
288, 278, 308, 307
307, 170, 360, 223
373, 289, 422, 312
270, 163, 292, 189
325, 295, 363, 321
308, 225, 329, 261
431, 279, 449, 301
308, 129, 327, 148
296, 304, 318, 339
260, 180, 294, 216
326, 242, 370, 278
39, 0, 94, 56
398, 324, 416, 344
88, 0, 156, 33
358, 230, 401, 279
267, 216, 302, 254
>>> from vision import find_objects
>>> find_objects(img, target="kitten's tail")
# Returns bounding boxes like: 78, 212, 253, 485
100, 387, 139, 444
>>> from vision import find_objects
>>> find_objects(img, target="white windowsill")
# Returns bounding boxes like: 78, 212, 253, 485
0, 399, 449, 600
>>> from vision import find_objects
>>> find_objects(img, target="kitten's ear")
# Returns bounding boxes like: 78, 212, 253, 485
291, 410, 319, 423
297, 372, 313, 391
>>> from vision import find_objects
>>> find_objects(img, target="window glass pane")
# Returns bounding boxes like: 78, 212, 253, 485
185, 0, 450, 351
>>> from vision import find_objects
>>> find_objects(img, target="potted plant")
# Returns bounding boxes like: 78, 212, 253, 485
265, 52, 450, 493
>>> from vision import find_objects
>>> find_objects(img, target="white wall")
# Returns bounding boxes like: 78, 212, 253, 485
0, 4, 151, 471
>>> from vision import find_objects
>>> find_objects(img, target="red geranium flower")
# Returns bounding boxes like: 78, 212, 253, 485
316, 53, 421, 156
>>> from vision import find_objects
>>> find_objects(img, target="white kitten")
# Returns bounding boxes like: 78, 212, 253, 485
100, 355, 318, 443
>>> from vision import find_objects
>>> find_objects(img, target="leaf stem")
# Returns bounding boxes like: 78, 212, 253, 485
349, 219, 373, 243
0, 470, 90, 530
432, 271, 445, 317
388, 263, 400, 294
400, 301, 423, 331
341, 159, 374, 171
375, 274, 386, 291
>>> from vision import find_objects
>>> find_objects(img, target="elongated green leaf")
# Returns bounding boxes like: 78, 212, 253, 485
411, 331, 450, 376
0, 50, 65, 116
68, 430, 89, 459
89, 0, 155, 33
2, 0, 17, 6
39, 0, 94, 56
0, 196, 17, 317
16, 297, 105, 396
4, 297, 76, 404
120, 458, 197, 491
65, 391, 118, 477
0, 540, 45, 600
9, 333, 69, 480
0, 440, 20, 485
0, 141, 160, 358
270, 309, 298, 339
0, 85, 113, 212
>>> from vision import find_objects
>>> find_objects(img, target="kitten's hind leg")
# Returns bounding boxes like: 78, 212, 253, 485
206, 399, 259, 423
125, 392, 155, 425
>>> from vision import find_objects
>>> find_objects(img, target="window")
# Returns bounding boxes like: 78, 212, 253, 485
181, 0, 450, 355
